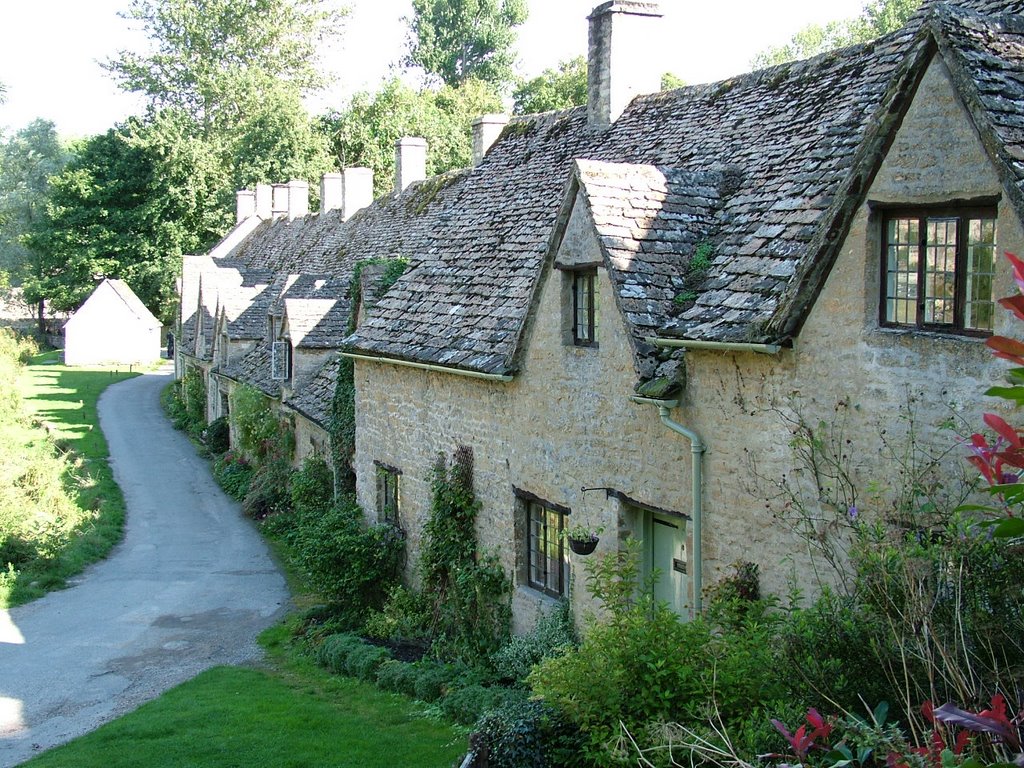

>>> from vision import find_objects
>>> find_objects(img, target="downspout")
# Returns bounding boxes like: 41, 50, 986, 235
630, 395, 705, 615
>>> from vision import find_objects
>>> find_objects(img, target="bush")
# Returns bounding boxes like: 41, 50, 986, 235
363, 585, 430, 643
492, 602, 576, 684
345, 643, 392, 682
288, 493, 404, 614
211, 450, 254, 500
376, 659, 419, 697
241, 458, 293, 519
440, 684, 511, 726
202, 416, 230, 454
315, 632, 366, 674
474, 695, 584, 768
290, 456, 334, 516
413, 662, 453, 703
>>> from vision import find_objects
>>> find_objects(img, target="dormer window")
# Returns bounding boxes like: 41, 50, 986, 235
572, 269, 598, 346
882, 207, 996, 335
271, 340, 292, 381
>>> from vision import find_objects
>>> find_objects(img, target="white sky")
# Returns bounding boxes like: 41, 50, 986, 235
0, 0, 866, 139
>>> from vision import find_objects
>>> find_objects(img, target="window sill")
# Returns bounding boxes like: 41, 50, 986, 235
516, 584, 567, 606
873, 326, 989, 343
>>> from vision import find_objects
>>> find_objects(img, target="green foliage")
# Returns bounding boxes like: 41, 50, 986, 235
230, 384, 292, 461
413, 661, 456, 703
751, 0, 921, 69
364, 585, 431, 643
315, 631, 367, 674
513, 57, 587, 115
491, 602, 576, 684
211, 450, 254, 500
420, 446, 512, 662
289, 455, 334, 516
287, 493, 404, 615
202, 416, 230, 454
345, 643, 392, 682
322, 76, 501, 197
376, 659, 420, 697
241, 458, 293, 520
440, 683, 512, 726
475, 696, 585, 768
167, 367, 207, 438
406, 0, 528, 89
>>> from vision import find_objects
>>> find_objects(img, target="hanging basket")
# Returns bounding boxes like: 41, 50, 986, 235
568, 536, 599, 556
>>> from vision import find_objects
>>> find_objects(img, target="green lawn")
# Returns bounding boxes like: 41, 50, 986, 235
21, 624, 466, 768
0, 354, 139, 606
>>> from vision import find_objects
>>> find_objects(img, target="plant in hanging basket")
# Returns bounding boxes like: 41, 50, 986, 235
563, 524, 604, 555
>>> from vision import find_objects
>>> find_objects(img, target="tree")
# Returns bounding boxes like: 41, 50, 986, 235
406, 0, 528, 90
751, 0, 921, 69
25, 113, 226, 322
322, 77, 502, 197
0, 120, 72, 283
105, 0, 344, 138
513, 57, 587, 115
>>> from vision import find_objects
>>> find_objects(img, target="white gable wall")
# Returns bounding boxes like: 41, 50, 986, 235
64, 282, 161, 366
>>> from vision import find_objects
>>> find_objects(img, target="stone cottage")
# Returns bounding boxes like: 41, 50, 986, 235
63, 278, 161, 366
340, 0, 1024, 629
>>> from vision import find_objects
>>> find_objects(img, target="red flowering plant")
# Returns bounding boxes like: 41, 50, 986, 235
923, 694, 1024, 768
767, 704, 916, 768
962, 251, 1024, 538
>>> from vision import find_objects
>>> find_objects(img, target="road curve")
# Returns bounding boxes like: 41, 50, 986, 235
0, 369, 290, 767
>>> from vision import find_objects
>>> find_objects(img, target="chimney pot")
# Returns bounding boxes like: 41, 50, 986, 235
255, 183, 273, 219
271, 184, 289, 217
587, 1, 663, 128
320, 173, 343, 213
235, 190, 256, 223
472, 114, 509, 166
395, 137, 428, 192
342, 167, 374, 221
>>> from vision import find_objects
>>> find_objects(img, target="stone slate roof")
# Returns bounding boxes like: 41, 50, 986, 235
218, 340, 277, 397
218, 278, 276, 341
103, 279, 161, 328
283, 354, 339, 428
343, 1, 1024, 378
284, 298, 350, 348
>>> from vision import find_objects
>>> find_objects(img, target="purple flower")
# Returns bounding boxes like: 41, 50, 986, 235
848, 506, 858, 521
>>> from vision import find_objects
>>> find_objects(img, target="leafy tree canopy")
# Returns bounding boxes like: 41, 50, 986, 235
25, 113, 227, 321
513, 56, 586, 115
0, 120, 73, 284
406, 0, 527, 90
751, 0, 920, 69
321, 76, 502, 197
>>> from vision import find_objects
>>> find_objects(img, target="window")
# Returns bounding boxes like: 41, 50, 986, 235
375, 463, 400, 524
572, 270, 598, 346
271, 340, 292, 380
882, 208, 996, 334
527, 501, 566, 598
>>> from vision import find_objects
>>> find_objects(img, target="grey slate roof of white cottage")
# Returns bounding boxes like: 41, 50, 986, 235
342, 0, 1024, 383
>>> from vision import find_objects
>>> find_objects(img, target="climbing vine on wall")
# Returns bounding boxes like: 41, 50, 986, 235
231, 383, 294, 461
328, 257, 409, 493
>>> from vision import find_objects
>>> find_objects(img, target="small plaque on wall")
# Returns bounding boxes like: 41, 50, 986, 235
673, 558, 687, 574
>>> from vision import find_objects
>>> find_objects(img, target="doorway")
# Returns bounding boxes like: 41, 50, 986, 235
636, 509, 689, 616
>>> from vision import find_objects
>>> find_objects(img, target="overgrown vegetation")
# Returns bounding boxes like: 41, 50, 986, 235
1, 331, 138, 606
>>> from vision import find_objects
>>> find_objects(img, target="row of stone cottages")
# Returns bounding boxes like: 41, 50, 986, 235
176, 0, 1024, 631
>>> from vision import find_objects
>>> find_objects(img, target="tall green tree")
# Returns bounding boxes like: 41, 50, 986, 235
322, 76, 502, 197
25, 113, 225, 321
751, 0, 920, 69
406, 0, 527, 90
513, 57, 587, 115
0, 120, 72, 283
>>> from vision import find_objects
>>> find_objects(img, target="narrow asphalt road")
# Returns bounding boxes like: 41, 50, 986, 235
0, 369, 291, 767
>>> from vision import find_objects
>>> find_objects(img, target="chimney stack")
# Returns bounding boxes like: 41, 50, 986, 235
286, 179, 309, 220
587, 1, 663, 129
255, 183, 273, 219
342, 167, 374, 220
271, 184, 289, 217
235, 190, 256, 223
320, 172, 343, 213
472, 114, 509, 166
395, 137, 428, 192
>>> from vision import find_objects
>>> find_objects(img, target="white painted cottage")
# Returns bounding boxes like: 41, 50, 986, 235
63, 279, 161, 366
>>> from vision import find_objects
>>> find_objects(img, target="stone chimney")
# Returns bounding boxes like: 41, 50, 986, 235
320, 172, 343, 213
395, 137, 427, 192
235, 190, 256, 223
587, 1, 663, 129
271, 184, 289, 217
472, 114, 509, 166
286, 179, 309, 220
255, 183, 273, 219
342, 167, 374, 220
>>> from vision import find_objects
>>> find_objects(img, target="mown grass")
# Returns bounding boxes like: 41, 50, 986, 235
0, 352, 139, 606
20, 621, 466, 768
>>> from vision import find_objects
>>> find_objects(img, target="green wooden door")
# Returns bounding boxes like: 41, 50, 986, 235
649, 513, 688, 615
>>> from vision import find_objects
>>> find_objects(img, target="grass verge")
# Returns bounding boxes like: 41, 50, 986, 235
0, 354, 139, 606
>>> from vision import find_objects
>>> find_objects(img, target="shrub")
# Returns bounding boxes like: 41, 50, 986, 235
492, 602, 576, 684
290, 455, 334, 516
413, 662, 454, 703
288, 493, 404, 614
211, 450, 254, 500
376, 659, 419, 696
474, 695, 585, 768
440, 684, 511, 726
315, 632, 366, 674
231, 384, 292, 461
363, 585, 430, 643
345, 643, 392, 682
241, 458, 293, 520
202, 416, 230, 454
